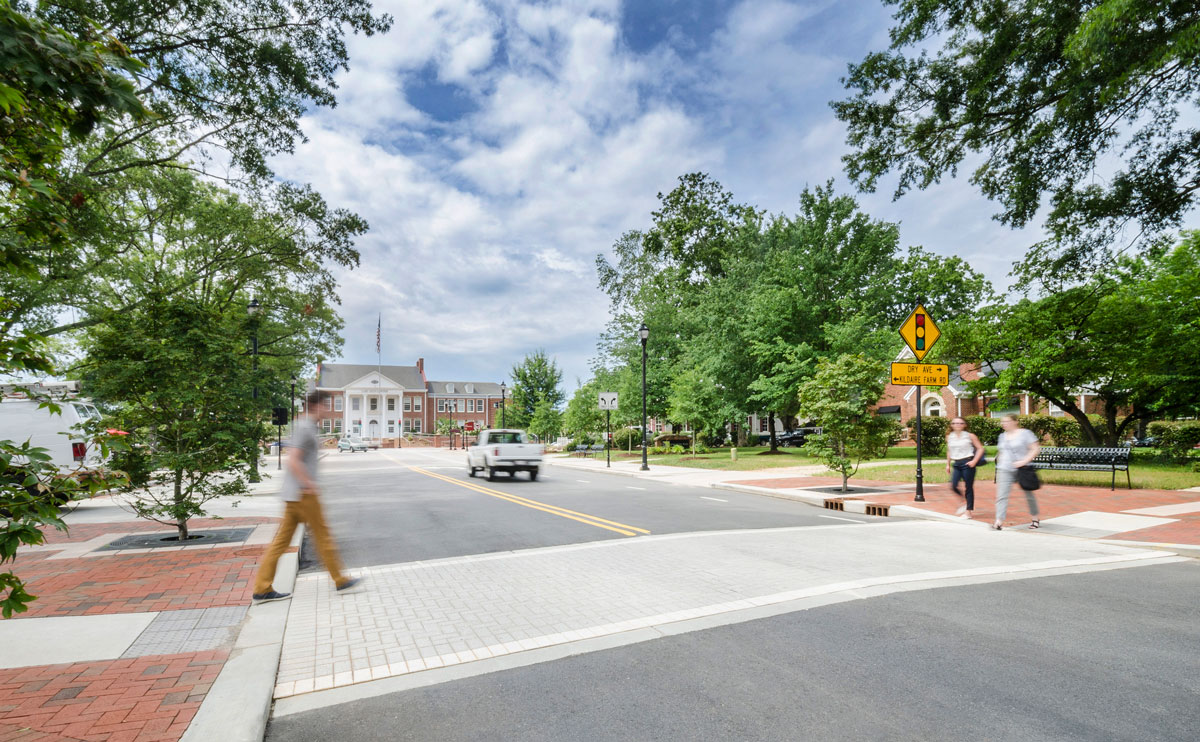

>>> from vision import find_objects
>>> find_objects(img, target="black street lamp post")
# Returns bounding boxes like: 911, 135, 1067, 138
500, 382, 507, 428
639, 323, 649, 471
248, 298, 261, 483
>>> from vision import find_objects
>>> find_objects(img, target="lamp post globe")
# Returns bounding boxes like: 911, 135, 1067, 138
639, 323, 649, 471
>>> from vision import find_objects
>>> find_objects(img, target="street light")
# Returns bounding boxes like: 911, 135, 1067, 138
639, 323, 649, 471
247, 297, 261, 484
500, 381, 507, 428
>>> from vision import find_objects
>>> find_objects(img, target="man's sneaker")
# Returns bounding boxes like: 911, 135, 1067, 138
336, 577, 364, 594
252, 590, 291, 604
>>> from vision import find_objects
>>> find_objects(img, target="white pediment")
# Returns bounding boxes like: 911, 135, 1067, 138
345, 371, 405, 390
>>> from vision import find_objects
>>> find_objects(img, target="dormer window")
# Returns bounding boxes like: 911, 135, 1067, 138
465, 383, 474, 394
446, 383, 455, 393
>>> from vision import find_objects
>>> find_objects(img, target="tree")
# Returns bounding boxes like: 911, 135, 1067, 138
81, 299, 268, 540
528, 400, 563, 445
1, 0, 147, 617
508, 350, 564, 430
834, 0, 1200, 282
953, 233, 1200, 445
563, 378, 606, 439
798, 354, 894, 492
36, 0, 392, 181
667, 367, 723, 455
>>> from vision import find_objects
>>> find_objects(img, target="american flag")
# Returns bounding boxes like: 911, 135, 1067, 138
376, 314, 381, 355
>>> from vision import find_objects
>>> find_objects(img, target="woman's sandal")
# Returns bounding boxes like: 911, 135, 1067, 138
990, 522, 1003, 531
1030, 519, 1040, 529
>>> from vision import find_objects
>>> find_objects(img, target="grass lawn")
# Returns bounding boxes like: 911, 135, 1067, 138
602, 445, 923, 472
859, 456, 1200, 490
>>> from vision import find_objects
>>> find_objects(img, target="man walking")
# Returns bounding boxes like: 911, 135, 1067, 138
252, 389, 361, 603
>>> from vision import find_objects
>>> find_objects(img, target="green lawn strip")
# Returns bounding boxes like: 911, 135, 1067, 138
858, 462, 1200, 490
608, 447, 822, 471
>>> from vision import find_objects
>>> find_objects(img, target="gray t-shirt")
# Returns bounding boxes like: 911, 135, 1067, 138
997, 428, 1038, 470
281, 418, 319, 502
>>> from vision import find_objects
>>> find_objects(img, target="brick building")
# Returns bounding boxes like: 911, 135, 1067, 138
873, 351, 1108, 423
308, 360, 505, 443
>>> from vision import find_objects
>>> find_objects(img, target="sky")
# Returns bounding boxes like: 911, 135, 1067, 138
269, 0, 1045, 394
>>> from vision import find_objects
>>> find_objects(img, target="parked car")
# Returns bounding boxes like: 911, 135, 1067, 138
0, 397, 105, 469
337, 436, 369, 452
467, 429, 543, 480
1123, 436, 1159, 448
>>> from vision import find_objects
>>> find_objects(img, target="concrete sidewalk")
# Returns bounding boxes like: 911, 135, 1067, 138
545, 452, 910, 488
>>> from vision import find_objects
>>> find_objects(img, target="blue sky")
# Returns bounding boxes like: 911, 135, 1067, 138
270, 0, 1041, 393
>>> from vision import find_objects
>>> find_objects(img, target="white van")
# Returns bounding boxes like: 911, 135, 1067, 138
0, 397, 105, 469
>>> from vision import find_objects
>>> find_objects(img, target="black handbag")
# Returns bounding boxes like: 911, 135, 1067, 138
976, 447, 988, 466
1017, 465, 1041, 490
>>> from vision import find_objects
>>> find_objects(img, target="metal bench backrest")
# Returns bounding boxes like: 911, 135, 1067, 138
1033, 447, 1130, 465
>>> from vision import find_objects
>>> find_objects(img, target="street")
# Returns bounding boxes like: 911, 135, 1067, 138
267, 449, 1200, 741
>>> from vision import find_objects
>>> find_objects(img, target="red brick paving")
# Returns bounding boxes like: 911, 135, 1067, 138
37, 518, 275, 546
0, 651, 226, 742
731, 474, 1200, 544
12, 547, 275, 619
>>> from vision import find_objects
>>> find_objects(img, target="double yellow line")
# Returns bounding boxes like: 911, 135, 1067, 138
409, 466, 650, 537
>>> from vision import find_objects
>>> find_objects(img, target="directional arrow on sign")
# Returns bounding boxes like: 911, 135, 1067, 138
598, 392, 618, 410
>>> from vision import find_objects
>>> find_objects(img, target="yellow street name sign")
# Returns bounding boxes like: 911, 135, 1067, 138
891, 362, 949, 386
898, 304, 941, 361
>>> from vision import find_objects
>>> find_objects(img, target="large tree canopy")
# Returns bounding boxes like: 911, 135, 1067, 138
833, 0, 1200, 280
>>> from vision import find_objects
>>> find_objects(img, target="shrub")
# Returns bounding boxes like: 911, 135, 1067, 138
669, 444, 685, 454
906, 416, 949, 456
964, 415, 1002, 445
611, 428, 642, 450
1147, 421, 1200, 463
109, 445, 154, 488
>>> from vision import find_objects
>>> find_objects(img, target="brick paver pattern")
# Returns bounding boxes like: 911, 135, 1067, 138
0, 650, 226, 742
274, 521, 1171, 698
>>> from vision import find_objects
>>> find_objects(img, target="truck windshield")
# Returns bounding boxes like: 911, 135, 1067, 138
72, 403, 97, 420
489, 432, 525, 444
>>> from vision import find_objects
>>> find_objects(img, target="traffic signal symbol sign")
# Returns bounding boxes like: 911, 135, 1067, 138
899, 304, 941, 361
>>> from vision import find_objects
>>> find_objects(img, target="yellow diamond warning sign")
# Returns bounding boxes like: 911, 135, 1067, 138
891, 362, 949, 386
899, 304, 940, 361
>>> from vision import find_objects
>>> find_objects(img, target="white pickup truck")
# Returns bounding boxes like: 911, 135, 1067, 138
467, 429, 543, 481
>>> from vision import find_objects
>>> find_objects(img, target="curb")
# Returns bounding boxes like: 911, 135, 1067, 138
181, 524, 304, 742
710, 483, 1200, 554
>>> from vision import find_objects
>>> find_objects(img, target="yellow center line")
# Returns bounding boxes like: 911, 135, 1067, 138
409, 466, 650, 537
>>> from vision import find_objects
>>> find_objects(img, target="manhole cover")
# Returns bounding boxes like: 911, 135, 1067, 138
802, 486, 892, 496
97, 527, 255, 551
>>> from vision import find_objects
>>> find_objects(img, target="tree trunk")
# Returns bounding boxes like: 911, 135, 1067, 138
1103, 404, 1119, 447
174, 468, 188, 541
736, 423, 748, 447
839, 439, 849, 492
768, 413, 778, 452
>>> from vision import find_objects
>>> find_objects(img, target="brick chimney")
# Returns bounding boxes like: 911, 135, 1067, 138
416, 357, 424, 374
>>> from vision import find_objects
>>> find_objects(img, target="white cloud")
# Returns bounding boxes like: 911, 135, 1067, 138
269, 0, 1072, 391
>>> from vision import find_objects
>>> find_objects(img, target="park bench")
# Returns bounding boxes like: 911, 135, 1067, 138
1027, 447, 1131, 490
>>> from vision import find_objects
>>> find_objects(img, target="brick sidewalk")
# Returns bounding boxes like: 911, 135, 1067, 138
1, 517, 284, 741
730, 475, 1200, 545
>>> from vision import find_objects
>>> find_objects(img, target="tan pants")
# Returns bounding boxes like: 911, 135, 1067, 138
254, 491, 347, 594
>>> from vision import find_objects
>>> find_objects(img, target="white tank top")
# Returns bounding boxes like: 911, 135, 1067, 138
947, 431, 974, 460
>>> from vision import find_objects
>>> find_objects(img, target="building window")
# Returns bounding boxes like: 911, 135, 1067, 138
759, 418, 768, 433
403, 419, 412, 432
437, 399, 446, 412
1048, 401, 1066, 417
989, 397, 1020, 418
351, 397, 360, 411
388, 398, 395, 411
414, 398, 422, 411
457, 400, 465, 413
334, 397, 343, 412
922, 398, 942, 417
467, 399, 475, 413
370, 397, 378, 411
388, 420, 395, 434
352, 419, 361, 434
404, 398, 411, 412
413, 420, 422, 433
324, 396, 332, 411
333, 419, 343, 434
322, 419, 331, 434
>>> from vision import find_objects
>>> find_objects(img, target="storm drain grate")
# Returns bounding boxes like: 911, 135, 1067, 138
823, 499, 845, 511
865, 504, 890, 517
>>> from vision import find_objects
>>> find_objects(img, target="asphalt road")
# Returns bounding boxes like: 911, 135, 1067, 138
268, 560, 1200, 741
300, 448, 862, 569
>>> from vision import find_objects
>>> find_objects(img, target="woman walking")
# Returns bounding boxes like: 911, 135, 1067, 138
993, 413, 1041, 531
945, 417, 983, 519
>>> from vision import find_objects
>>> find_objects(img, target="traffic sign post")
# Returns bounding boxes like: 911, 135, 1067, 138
896, 304, 944, 503
599, 393, 618, 468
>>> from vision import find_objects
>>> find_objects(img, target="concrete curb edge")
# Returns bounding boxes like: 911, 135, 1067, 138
180, 524, 305, 742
